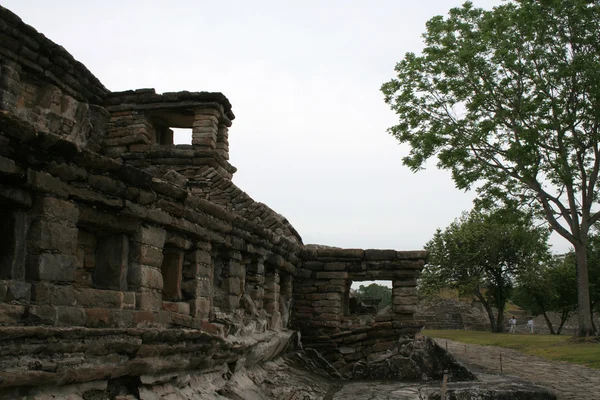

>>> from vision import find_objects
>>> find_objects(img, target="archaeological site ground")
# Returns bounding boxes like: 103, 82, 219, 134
0, 6, 557, 399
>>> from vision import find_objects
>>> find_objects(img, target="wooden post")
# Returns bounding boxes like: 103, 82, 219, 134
445, 340, 448, 351
500, 353, 503, 373
441, 369, 449, 400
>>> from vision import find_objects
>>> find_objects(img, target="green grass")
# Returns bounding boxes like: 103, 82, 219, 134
424, 329, 600, 369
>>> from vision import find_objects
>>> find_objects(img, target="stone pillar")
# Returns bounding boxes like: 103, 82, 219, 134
183, 242, 213, 319
264, 268, 281, 329
392, 279, 418, 320
221, 250, 244, 311
26, 197, 79, 282
216, 123, 229, 160
279, 273, 293, 328
129, 225, 166, 311
191, 108, 220, 149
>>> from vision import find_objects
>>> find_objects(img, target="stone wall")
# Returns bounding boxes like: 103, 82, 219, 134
0, 4, 448, 398
292, 245, 427, 373
0, 7, 109, 152
416, 299, 491, 331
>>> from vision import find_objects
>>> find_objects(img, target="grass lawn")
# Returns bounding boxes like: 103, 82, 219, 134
423, 329, 600, 369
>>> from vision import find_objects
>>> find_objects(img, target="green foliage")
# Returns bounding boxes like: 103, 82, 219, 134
382, 0, 600, 335
513, 255, 577, 334
354, 283, 392, 307
422, 207, 550, 332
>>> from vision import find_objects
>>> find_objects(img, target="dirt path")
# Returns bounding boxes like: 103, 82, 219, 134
434, 338, 600, 400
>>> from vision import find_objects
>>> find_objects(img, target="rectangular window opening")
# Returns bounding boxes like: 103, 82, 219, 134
172, 128, 192, 145
349, 280, 392, 315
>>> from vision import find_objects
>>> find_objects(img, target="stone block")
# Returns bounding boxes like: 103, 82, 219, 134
189, 297, 211, 318
132, 225, 166, 247
27, 305, 57, 325
27, 169, 69, 198
323, 262, 347, 271
162, 301, 190, 315
95, 234, 128, 291
31, 282, 75, 306
317, 285, 344, 293
393, 287, 417, 296
185, 250, 212, 265
392, 279, 418, 287
263, 291, 280, 301
131, 244, 164, 268
133, 310, 156, 325
35, 196, 79, 224
128, 264, 163, 290
392, 295, 418, 305
27, 253, 76, 282
222, 276, 242, 295
111, 309, 135, 327
6, 280, 31, 302
182, 262, 211, 279
181, 278, 211, 298
315, 271, 348, 279
122, 291, 136, 309
364, 249, 398, 260
294, 268, 312, 279
136, 289, 162, 311
393, 305, 417, 314
56, 306, 85, 326
85, 307, 112, 328
0, 304, 25, 324
75, 288, 124, 308
28, 220, 78, 254
225, 261, 244, 277
171, 313, 192, 327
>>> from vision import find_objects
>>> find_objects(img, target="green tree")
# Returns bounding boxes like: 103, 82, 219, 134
513, 255, 577, 335
422, 208, 549, 332
354, 283, 392, 307
382, 0, 600, 336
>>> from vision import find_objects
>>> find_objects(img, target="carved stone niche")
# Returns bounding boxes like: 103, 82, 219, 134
0, 210, 28, 280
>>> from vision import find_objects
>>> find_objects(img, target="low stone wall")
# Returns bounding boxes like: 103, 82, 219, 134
416, 299, 491, 331
292, 245, 427, 372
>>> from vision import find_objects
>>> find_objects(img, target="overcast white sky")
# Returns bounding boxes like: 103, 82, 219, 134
4, 0, 572, 254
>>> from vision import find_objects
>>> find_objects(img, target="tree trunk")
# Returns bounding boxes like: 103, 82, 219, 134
541, 310, 556, 335
557, 308, 569, 335
495, 306, 505, 333
476, 292, 497, 332
574, 245, 595, 336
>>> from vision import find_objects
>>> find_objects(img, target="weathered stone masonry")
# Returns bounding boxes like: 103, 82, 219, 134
0, 5, 486, 399
293, 246, 426, 374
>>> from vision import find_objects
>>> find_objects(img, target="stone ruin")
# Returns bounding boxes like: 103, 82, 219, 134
0, 6, 556, 399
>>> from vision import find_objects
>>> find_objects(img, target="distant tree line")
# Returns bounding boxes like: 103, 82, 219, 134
419, 206, 600, 334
